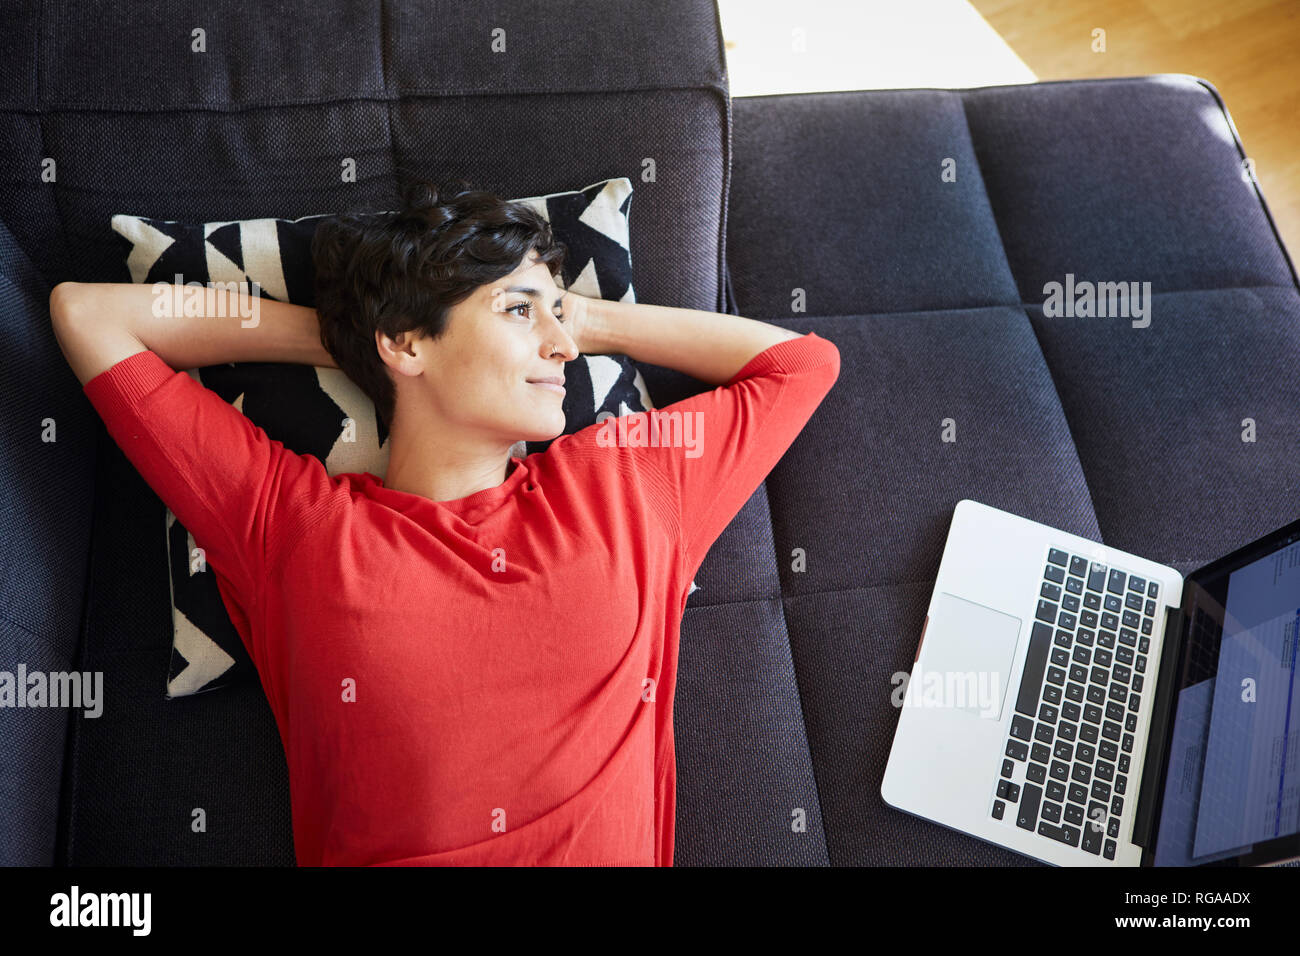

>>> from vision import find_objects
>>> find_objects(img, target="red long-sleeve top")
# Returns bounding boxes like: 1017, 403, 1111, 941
83, 331, 840, 865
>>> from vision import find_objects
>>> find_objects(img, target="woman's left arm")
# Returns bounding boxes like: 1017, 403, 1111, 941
570, 292, 801, 385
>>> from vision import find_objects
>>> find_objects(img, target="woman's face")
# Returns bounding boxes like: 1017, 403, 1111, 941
399, 250, 578, 447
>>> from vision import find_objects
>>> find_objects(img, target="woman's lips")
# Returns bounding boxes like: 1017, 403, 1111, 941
528, 381, 566, 395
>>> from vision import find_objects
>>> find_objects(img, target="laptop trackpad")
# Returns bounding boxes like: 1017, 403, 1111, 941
921, 592, 1021, 720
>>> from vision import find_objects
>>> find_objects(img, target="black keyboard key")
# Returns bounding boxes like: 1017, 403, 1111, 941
1065, 682, 1085, 702
1084, 592, 1101, 610
1063, 702, 1081, 722
1060, 612, 1079, 631
1047, 666, 1067, 686
1124, 713, 1137, 732
1010, 715, 1034, 741
1027, 762, 1047, 784
1064, 802, 1085, 826
992, 799, 1005, 820
1087, 562, 1107, 592
1049, 760, 1070, 781
1069, 555, 1087, 577
1122, 733, 1134, 754
1038, 702, 1059, 723
1122, 610, 1140, 629
1072, 646, 1091, 666
1135, 654, 1147, 674
1015, 622, 1054, 717
1128, 575, 1145, 594
1139, 635, 1150, 652
1104, 839, 1116, 860
1115, 774, 1127, 795
1141, 618, 1152, 636
1062, 593, 1081, 612
1119, 754, 1130, 774
1035, 722, 1055, 744
1002, 758, 1015, 778
997, 779, 1020, 801
1101, 612, 1119, 631
1104, 594, 1122, 613
1041, 800, 1063, 824
1107, 569, 1126, 595
1069, 663, 1087, 683
1044, 564, 1065, 584
1108, 817, 1120, 838
1098, 631, 1116, 650
1109, 682, 1127, 703
1082, 809, 1105, 855
1006, 740, 1029, 761
1057, 721, 1077, 742
1040, 581, 1062, 601
1065, 577, 1084, 596
1054, 630, 1073, 649
1105, 701, 1125, 722
1095, 760, 1114, 782
1125, 592, 1143, 611
1111, 795, 1124, 816
1102, 720, 1121, 741
1086, 685, 1106, 704
1048, 549, 1068, 567
1075, 742, 1095, 764
1036, 599, 1059, 623
1090, 665, 1109, 686
1079, 723, 1099, 744
1076, 628, 1095, 647
1031, 743, 1052, 763
1071, 762, 1091, 784
1043, 684, 1062, 705
1147, 581, 1158, 599
1091, 779, 1111, 801
1144, 599, 1156, 617
1047, 780, 1067, 802
1119, 627, 1137, 646
1098, 739, 1118, 761
1083, 704, 1102, 724
1038, 821, 1080, 847
1087, 800, 1108, 832
1068, 783, 1088, 804
1017, 783, 1043, 830
1053, 740, 1074, 761
1128, 693, 1141, 713
1052, 647, 1070, 666
1113, 663, 1131, 683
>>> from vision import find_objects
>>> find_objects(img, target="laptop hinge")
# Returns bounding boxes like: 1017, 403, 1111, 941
1131, 604, 1187, 849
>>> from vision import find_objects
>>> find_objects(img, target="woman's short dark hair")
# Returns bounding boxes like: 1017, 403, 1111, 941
311, 178, 567, 430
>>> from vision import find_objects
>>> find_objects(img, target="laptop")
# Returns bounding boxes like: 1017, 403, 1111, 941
882, 498, 1300, 867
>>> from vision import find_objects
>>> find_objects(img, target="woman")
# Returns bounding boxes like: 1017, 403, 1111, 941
49, 180, 840, 866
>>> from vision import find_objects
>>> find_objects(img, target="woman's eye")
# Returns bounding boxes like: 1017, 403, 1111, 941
509, 302, 563, 322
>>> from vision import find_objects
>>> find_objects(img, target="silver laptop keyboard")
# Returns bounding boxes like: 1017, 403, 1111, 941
990, 547, 1159, 860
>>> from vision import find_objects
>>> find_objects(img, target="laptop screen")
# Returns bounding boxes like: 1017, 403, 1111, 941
1153, 528, 1300, 866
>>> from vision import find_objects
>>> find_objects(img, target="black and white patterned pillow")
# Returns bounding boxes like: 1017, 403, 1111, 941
110, 178, 674, 698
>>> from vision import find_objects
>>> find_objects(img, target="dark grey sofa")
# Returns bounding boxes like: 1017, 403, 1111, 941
3, 0, 1297, 866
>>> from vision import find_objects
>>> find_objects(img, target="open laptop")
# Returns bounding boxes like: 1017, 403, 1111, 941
882, 498, 1300, 867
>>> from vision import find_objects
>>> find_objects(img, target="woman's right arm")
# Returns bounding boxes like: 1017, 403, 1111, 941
49, 281, 337, 386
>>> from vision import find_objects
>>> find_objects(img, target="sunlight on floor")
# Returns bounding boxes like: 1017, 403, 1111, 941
717, 0, 1038, 96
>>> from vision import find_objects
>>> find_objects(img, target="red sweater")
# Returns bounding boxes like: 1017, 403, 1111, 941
83, 331, 840, 865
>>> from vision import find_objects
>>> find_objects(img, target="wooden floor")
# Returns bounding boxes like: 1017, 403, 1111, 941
970, 0, 1300, 266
